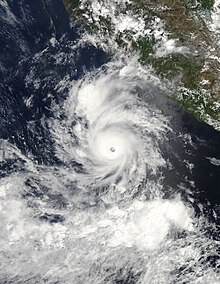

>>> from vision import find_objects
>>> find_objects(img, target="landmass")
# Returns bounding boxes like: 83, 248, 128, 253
63, 0, 220, 130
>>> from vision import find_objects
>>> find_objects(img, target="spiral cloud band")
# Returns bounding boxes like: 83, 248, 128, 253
51, 61, 170, 194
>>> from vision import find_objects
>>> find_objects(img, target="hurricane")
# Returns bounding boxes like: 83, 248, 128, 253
51, 60, 169, 199
0, 1, 220, 283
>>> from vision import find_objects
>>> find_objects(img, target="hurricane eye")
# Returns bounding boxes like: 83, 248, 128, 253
110, 147, 115, 152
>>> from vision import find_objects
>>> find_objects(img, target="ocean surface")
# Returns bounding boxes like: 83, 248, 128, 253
0, 0, 220, 283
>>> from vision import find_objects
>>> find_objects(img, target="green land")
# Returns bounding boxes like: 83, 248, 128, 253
63, 0, 220, 130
